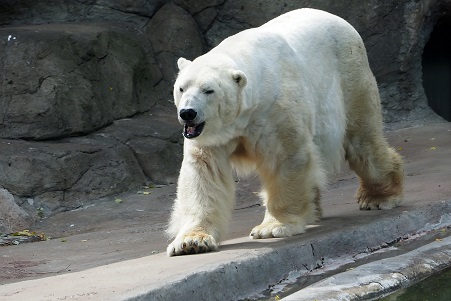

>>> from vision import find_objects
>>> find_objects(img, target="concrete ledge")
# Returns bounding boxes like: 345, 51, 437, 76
282, 235, 451, 301
1, 201, 450, 301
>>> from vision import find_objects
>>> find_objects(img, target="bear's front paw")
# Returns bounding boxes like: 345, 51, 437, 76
250, 221, 305, 239
167, 232, 218, 256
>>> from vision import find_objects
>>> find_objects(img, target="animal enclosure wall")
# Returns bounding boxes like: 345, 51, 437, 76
422, 17, 451, 121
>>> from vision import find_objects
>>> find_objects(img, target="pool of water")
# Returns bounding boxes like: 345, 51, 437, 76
378, 266, 451, 301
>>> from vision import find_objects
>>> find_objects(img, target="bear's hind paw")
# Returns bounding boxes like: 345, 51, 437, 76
358, 194, 402, 210
167, 232, 218, 256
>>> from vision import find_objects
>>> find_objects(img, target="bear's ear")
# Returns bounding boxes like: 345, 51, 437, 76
231, 70, 247, 88
177, 57, 192, 70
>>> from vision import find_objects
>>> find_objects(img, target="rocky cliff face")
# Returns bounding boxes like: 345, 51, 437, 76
0, 0, 449, 231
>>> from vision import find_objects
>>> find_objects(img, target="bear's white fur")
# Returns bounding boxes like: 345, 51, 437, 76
167, 8, 404, 256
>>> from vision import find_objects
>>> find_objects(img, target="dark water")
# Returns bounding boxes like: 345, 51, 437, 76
378, 266, 451, 301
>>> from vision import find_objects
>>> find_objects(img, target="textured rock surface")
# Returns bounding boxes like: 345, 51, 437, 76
0, 105, 181, 223
145, 3, 204, 86
0, 24, 159, 140
0, 136, 147, 215
0, 188, 31, 233
202, 0, 449, 125
100, 105, 183, 185
0, 0, 450, 230
1, 0, 448, 125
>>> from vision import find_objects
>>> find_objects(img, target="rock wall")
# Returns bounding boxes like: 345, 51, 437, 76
1, 24, 160, 140
0, 0, 449, 230
200, 0, 448, 124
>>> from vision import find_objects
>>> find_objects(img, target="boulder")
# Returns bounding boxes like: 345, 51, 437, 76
0, 105, 182, 218
0, 0, 162, 28
0, 188, 31, 233
100, 105, 183, 185
127, 138, 182, 185
0, 24, 160, 140
0, 136, 147, 215
172, 0, 224, 32
145, 3, 204, 87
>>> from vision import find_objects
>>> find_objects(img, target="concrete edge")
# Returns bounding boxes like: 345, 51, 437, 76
1, 201, 450, 301
281, 235, 451, 301
129, 200, 451, 301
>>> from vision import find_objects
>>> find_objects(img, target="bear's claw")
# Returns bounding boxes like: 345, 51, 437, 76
358, 195, 402, 210
167, 232, 218, 256
250, 221, 306, 239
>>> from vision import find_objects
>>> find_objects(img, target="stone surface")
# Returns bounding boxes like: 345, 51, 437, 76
127, 138, 182, 185
283, 236, 451, 301
0, 103, 182, 224
0, 188, 31, 233
203, 0, 449, 126
100, 105, 183, 185
145, 3, 204, 95
0, 0, 156, 27
0, 0, 450, 127
0, 136, 147, 216
0, 24, 159, 140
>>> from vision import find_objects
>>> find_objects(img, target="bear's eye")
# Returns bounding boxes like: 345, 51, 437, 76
204, 89, 214, 95
179, 87, 184, 93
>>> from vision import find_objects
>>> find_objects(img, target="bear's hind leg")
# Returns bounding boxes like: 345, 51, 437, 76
346, 135, 404, 210
251, 151, 325, 239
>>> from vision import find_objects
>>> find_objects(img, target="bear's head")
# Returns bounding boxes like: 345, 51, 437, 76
173, 56, 248, 146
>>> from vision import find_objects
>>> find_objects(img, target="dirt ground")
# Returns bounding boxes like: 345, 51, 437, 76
0, 122, 450, 285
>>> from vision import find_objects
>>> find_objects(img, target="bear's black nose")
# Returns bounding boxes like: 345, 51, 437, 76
179, 108, 197, 121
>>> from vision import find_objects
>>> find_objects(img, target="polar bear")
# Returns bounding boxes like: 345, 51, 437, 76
167, 8, 403, 256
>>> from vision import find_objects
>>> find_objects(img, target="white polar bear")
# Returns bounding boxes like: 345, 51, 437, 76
167, 8, 404, 256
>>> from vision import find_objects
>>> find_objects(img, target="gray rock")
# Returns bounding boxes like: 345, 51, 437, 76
0, 0, 159, 28
204, 0, 446, 126
0, 103, 183, 218
94, 0, 165, 18
0, 188, 31, 233
1, 0, 446, 127
128, 138, 182, 185
174, 0, 225, 15
0, 136, 147, 215
146, 3, 204, 85
100, 105, 184, 185
0, 24, 159, 140
193, 6, 220, 32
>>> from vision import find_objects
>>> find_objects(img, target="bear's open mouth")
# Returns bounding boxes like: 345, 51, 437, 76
183, 121, 205, 139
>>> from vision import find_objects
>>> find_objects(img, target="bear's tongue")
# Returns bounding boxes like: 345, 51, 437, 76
183, 123, 198, 138
186, 125, 196, 136
183, 122, 205, 139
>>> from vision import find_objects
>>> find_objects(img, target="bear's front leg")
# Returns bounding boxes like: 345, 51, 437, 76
251, 149, 325, 239
167, 142, 235, 256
